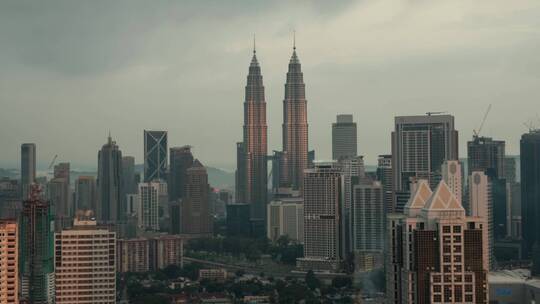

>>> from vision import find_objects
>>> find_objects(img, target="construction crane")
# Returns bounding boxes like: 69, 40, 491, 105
473, 104, 492, 138
426, 111, 447, 116
47, 154, 58, 170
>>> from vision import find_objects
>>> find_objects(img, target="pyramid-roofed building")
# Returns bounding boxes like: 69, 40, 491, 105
403, 179, 432, 217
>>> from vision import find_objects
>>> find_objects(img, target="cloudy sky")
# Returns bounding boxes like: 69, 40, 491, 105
1, 0, 539, 170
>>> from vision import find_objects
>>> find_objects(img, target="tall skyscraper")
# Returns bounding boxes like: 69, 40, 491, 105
144, 130, 167, 182
469, 170, 494, 270
137, 182, 160, 231
377, 154, 393, 214
47, 177, 71, 231
467, 136, 505, 178
0, 219, 18, 304
282, 43, 308, 191
54, 162, 70, 183
20, 186, 55, 303
169, 146, 194, 201
352, 181, 384, 254
441, 160, 463, 202
297, 162, 344, 272
182, 160, 211, 236
75, 176, 96, 212
235, 46, 268, 236
392, 114, 458, 210
332, 114, 357, 160
387, 180, 489, 304
97, 135, 123, 224
20, 143, 36, 200
520, 130, 540, 263
54, 218, 116, 304
122, 156, 137, 195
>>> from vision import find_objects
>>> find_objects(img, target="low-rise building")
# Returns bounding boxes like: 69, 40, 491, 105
199, 269, 228, 282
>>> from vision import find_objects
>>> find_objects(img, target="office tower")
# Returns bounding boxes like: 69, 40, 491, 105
0, 178, 20, 219
155, 235, 184, 269
442, 160, 463, 202
267, 198, 304, 243
226, 203, 250, 237
297, 162, 344, 271
137, 182, 160, 231
468, 136, 505, 178
352, 182, 384, 266
469, 171, 494, 270
521, 130, 540, 263
144, 130, 167, 182
219, 189, 232, 205
468, 136, 507, 241
54, 218, 116, 304
181, 160, 211, 236
97, 134, 123, 223
169, 146, 194, 201
122, 156, 137, 195
20, 186, 55, 303
0, 220, 18, 304
387, 180, 489, 304
47, 177, 71, 231
377, 155, 393, 214
75, 176, 96, 212
235, 47, 268, 237
20, 143, 36, 200
282, 43, 308, 191
126, 194, 138, 216
504, 156, 517, 184
332, 114, 357, 160
509, 183, 522, 239
392, 114, 458, 201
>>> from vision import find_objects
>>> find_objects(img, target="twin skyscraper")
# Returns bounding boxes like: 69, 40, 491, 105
236, 39, 308, 237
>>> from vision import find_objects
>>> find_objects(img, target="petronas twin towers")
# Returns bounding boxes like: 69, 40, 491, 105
236, 41, 308, 236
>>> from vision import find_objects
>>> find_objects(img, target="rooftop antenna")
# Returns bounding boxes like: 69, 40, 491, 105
253, 34, 256, 54
293, 30, 296, 50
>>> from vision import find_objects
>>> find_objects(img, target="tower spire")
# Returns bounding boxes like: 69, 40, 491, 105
293, 30, 296, 50
253, 34, 256, 54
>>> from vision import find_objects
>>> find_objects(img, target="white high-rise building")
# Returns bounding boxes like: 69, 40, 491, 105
442, 160, 462, 202
55, 219, 116, 304
138, 182, 160, 231
267, 198, 304, 243
469, 170, 494, 270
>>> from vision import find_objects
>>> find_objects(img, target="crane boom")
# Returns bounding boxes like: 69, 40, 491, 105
474, 104, 492, 137
48, 154, 58, 170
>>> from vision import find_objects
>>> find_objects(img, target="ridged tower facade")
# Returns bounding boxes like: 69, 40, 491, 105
282, 44, 308, 191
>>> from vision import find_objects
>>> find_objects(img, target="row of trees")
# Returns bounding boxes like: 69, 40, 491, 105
186, 235, 303, 264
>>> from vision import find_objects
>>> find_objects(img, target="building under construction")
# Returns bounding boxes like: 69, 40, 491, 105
19, 185, 55, 303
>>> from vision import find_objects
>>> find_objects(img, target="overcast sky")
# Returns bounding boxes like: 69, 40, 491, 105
1, 0, 539, 170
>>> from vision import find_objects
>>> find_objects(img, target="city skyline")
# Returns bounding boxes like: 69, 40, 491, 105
2, 1, 540, 170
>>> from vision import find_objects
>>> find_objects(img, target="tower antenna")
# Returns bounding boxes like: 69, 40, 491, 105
293, 30, 296, 50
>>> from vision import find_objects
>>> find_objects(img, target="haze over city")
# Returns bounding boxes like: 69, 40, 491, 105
2, 0, 540, 170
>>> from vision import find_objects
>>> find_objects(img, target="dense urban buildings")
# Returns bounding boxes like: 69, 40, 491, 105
122, 156, 137, 195
97, 134, 124, 224
47, 176, 71, 231
332, 114, 357, 160
19, 186, 55, 303
297, 162, 343, 271
0, 219, 18, 304
144, 130, 168, 182
169, 146, 194, 201
266, 198, 304, 243
54, 218, 116, 304
469, 170, 494, 270
235, 46, 268, 237
181, 160, 212, 236
468, 136, 506, 178
392, 114, 458, 211
281, 44, 309, 191
20, 143, 36, 200
387, 180, 489, 304
377, 154, 393, 214
520, 130, 540, 268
